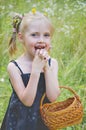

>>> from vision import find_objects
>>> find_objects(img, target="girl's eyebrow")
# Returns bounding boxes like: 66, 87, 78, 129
30, 31, 51, 34
35, 32, 50, 34
44, 32, 50, 34
31, 32, 39, 34
44, 32, 51, 36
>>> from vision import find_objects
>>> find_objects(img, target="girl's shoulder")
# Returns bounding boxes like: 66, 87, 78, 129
50, 58, 58, 72
7, 55, 21, 67
7, 60, 16, 70
51, 58, 58, 66
7, 60, 21, 75
7, 55, 24, 74
8, 55, 32, 74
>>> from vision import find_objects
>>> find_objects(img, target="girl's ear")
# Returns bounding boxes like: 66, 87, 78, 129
18, 32, 24, 43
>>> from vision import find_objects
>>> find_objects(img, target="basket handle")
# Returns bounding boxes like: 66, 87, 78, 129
40, 86, 80, 108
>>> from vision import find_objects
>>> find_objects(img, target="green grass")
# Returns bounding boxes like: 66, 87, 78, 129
0, 0, 86, 129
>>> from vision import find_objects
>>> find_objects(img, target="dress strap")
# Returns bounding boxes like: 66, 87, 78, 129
11, 60, 23, 74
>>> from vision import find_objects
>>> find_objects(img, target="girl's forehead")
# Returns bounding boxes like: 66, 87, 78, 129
27, 19, 51, 32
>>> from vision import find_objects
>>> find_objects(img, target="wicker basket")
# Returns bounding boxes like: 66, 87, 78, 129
40, 86, 83, 130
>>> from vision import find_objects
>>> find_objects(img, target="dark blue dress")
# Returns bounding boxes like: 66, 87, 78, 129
1, 61, 49, 130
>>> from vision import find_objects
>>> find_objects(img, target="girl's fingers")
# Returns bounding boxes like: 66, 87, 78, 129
35, 49, 50, 63
39, 49, 49, 59
35, 49, 40, 56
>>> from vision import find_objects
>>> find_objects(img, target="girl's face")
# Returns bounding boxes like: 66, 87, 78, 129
21, 20, 52, 59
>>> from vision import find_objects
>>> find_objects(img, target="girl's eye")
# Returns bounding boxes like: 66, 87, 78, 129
31, 33, 37, 36
44, 33, 50, 37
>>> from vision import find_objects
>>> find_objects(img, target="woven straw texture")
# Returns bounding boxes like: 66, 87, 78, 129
40, 86, 83, 130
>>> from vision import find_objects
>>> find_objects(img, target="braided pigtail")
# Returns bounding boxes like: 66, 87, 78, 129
9, 14, 23, 55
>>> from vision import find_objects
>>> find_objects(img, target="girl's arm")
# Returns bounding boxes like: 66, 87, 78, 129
7, 52, 46, 107
44, 58, 60, 102
7, 62, 40, 107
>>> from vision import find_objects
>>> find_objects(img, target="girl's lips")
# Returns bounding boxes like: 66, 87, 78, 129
35, 44, 46, 50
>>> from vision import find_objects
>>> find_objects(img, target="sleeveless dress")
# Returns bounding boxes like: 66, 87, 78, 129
1, 61, 49, 130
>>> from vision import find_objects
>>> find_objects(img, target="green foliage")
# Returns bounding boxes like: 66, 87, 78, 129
0, 0, 86, 129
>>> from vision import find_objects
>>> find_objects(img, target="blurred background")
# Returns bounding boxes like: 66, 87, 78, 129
0, 0, 86, 129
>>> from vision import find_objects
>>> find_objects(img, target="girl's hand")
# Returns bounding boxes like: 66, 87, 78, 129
32, 49, 50, 73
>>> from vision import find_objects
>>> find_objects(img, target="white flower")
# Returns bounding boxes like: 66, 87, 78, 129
0, 78, 4, 82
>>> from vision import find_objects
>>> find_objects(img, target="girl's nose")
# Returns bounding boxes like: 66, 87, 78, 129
38, 37, 44, 43
38, 40, 44, 43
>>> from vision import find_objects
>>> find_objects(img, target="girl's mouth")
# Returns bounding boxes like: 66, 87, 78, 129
35, 44, 46, 50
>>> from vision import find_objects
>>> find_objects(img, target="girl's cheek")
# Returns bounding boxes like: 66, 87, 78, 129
29, 42, 35, 47
46, 43, 51, 51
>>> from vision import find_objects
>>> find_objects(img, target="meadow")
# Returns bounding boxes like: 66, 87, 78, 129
0, 0, 86, 129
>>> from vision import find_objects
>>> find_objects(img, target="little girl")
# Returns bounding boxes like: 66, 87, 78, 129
1, 10, 60, 130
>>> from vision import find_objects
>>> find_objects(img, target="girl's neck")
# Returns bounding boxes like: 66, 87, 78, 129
22, 52, 34, 62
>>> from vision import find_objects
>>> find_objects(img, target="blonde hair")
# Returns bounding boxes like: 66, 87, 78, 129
9, 11, 54, 55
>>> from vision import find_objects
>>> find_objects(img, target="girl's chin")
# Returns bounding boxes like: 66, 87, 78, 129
32, 50, 37, 56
